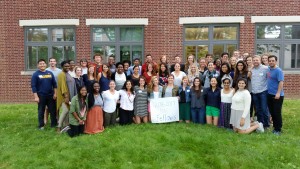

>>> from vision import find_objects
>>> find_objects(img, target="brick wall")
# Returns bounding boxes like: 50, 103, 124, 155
1, 0, 300, 103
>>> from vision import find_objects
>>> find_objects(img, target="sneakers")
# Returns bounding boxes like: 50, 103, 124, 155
38, 126, 45, 130
272, 130, 281, 136
255, 122, 264, 133
60, 126, 70, 133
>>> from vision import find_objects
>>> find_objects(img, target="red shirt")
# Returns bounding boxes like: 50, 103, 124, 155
141, 62, 158, 75
89, 62, 103, 75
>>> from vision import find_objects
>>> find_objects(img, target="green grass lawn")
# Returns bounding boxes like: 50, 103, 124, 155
0, 100, 300, 169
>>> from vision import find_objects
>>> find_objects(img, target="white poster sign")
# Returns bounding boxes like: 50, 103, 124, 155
150, 97, 179, 123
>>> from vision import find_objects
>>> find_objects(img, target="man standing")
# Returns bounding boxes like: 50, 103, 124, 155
89, 53, 103, 75
251, 55, 269, 128
31, 59, 57, 129
267, 55, 284, 135
170, 55, 185, 72
108, 55, 116, 73
141, 54, 158, 75
128, 58, 142, 75
220, 52, 229, 63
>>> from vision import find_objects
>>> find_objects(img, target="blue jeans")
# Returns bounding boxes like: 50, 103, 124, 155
37, 95, 57, 128
252, 90, 269, 127
191, 107, 206, 124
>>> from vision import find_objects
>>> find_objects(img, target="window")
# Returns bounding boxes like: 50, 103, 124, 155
183, 24, 239, 60
256, 24, 300, 69
91, 26, 144, 63
25, 26, 76, 70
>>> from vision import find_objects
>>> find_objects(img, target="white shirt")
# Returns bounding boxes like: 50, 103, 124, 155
102, 90, 120, 113
68, 70, 75, 78
231, 89, 251, 118
221, 89, 234, 103
119, 90, 135, 111
171, 71, 186, 87
115, 73, 126, 90
81, 67, 88, 75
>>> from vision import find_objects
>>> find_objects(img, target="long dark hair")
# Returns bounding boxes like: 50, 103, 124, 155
159, 63, 169, 77
191, 77, 202, 98
77, 86, 87, 111
88, 82, 100, 109
235, 78, 248, 91
122, 80, 134, 94
234, 60, 248, 83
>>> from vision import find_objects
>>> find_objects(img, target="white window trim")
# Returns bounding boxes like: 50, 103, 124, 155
19, 19, 79, 26
86, 18, 148, 25
179, 16, 244, 24
251, 16, 300, 23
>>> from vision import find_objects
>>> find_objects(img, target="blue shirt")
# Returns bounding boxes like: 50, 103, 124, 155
203, 87, 221, 108
46, 67, 62, 83
267, 66, 284, 96
251, 64, 268, 94
31, 70, 57, 96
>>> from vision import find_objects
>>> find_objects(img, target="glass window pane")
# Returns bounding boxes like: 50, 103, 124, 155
52, 46, 75, 65
120, 27, 132, 41
256, 44, 280, 63
213, 44, 224, 58
132, 27, 143, 41
197, 45, 208, 59
27, 28, 48, 42
185, 46, 196, 59
185, 27, 209, 41
257, 25, 281, 39
285, 25, 300, 39
93, 46, 115, 63
132, 46, 143, 63
120, 46, 131, 62
92, 27, 115, 42
284, 44, 296, 68
64, 46, 75, 61
213, 26, 237, 40
227, 44, 237, 56
27, 46, 48, 69
52, 28, 75, 42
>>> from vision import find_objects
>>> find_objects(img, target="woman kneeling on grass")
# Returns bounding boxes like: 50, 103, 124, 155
67, 86, 88, 137
84, 82, 104, 134
203, 77, 221, 126
119, 80, 135, 125
230, 78, 264, 134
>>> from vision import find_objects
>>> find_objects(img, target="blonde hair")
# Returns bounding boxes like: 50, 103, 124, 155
181, 76, 189, 86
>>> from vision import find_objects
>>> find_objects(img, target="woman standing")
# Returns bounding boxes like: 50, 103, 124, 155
261, 54, 269, 66
98, 63, 111, 93
162, 75, 179, 98
214, 58, 221, 72
178, 76, 191, 123
184, 54, 195, 74
143, 63, 156, 85
187, 64, 199, 86
83, 65, 96, 93
67, 86, 88, 137
229, 56, 237, 78
158, 63, 169, 86
102, 80, 120, 127
159, 55, 170, 71
74, 66, 84, 91
219, 78, 235, 128
171, 63, 187, 87
201, 62, 220, 88
84, 82, 104, 134
230, 78, 264, 134
203, 77, 221, 126
147, 76, 163, 121
190, 77, 206, 124
130, 65, 141, 86
80, 58, 88, 75
119, 80, 135, 125
233, 61, 250, 88
218, 62, 233, 88
134, 76, 148, 124
111, 62, 127, 91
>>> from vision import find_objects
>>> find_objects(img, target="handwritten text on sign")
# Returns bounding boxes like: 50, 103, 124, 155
150, 97, 179, 123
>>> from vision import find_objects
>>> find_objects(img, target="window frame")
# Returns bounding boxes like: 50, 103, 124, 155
183, 23, 240, 60
255, 23, 300, 70
24, 26, 76, 70
90, 25, 144, 63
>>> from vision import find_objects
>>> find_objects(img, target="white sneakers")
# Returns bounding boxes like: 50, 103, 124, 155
255, 121, 265, 133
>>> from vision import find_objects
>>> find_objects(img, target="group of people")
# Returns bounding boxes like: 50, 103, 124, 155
31, 50, 284, 137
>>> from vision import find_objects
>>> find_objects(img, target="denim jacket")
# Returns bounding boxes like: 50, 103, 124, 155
148, 85, 163, 99
178, 86, 191, 102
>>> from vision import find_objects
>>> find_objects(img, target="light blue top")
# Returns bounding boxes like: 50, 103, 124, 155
251, 64, 268, 94
46, 67, 62, 83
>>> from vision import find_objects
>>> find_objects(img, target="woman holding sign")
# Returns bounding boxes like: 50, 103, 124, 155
147, 76, 163, 122
162, 75, 179, 97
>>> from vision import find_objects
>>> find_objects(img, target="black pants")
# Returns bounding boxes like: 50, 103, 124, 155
267, 94, 284, 132
119, 108, 134, 125
37, 95, 57, 128
67, 124, 84, 137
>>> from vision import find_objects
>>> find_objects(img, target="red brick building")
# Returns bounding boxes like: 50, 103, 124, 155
1, 0, 300, 102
